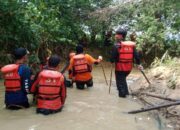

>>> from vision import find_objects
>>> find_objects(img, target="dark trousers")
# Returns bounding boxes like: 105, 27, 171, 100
6, 102, 29, 110
115, 71, 130, 97
37, 107, 63, 115
76, 79, 93, 90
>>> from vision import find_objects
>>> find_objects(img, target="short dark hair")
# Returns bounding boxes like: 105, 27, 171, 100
76, 45, 84, 54
48, 55, 61, 68
115, 28, 127, 39
13, 47, 27, 60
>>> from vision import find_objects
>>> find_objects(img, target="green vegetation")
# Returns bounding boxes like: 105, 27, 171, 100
0, 0, 179, 65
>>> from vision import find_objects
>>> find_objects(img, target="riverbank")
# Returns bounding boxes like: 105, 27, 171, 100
129, 58, 180, 130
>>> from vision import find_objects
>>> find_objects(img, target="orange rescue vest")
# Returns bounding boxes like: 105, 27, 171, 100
73, 54, 91, 75
37, 70, 64, 110
1, 64, 21, 92
116, 41, 135, 71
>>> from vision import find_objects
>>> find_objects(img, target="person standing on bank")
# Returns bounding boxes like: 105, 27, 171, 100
68, 45, 102, 90
1, 48, 32, 109
110, 28, 143, 98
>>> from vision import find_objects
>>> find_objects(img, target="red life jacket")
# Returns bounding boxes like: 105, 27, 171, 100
73, 54, 91, 75
115, 41, 135, 71
37, 70, 64, 110
1, 64, 21, 92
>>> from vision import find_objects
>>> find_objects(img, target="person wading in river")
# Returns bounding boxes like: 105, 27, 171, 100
1, 47, 32, 109
68, 45, 103, 90
110, 28, 143, 98
31, 55, 66, 115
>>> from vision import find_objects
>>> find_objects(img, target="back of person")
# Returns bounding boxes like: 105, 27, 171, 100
1, 48, 31, 109
31, 55, 66, 115
110, 28, 143, 98
115, 41, 135, 72
37, 70, 65, 114
68, 45, 102, 90
72, 54, 92, 82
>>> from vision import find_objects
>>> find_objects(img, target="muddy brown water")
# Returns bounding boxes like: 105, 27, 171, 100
0, 64, 173, 130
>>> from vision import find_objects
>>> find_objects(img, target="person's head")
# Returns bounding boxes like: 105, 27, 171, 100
69, 52, 76, 59
130, 32, 136, 42
115, 28, 127, 42
76, 45, 84, 54
13, 47, 29, 63
48, 55, 61, 70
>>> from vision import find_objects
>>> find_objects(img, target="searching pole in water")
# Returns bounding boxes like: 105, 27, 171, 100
100, 63, 108, 86
109, 64, 113, 94
140, 70, 151, 85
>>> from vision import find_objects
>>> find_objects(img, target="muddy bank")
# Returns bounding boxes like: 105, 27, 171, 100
129, 58, 180, 130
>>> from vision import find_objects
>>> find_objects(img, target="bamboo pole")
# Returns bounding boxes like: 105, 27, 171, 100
128, 101, 180, 114
141, 92, 179, 102
140, 70, 151, 85
100, 63, 108, 86
109, 64, 113, 94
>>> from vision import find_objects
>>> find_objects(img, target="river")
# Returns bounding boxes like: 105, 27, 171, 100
0, 64, 173, 130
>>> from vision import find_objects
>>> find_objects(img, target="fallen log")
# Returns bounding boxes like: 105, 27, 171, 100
141, 92, 180, 102
128, 101, 180, 114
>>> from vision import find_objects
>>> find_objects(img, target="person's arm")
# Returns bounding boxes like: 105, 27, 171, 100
110, 45, 119, 63
60, 76, 66, 105
133, 48, 141, 65
19, 65, 32, 94
68, 58, 74, 76
85, 54, 101, 65
133, 48, 143, 70
30, 73, 40, 93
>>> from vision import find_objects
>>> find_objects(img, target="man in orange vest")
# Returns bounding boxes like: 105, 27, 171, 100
1, 47, 32, 109
68, 45, 102, 90
31, 55, 66, 115
110, 28, 143, 98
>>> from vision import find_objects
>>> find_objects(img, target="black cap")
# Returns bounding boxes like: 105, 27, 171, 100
48, 55, 61, 68
76, 45, 84, 54
14, 47, 27, 60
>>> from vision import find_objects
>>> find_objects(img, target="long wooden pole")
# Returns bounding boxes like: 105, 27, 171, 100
128, 101, 180, 114
141, 92, 179, 102
109, 64, 113, 94
100, 63, 108, 86
61, 61, 70, 74
140, 70, 151, 85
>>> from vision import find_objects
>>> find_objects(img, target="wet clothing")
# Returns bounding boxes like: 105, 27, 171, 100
76, 78, 93, 90
115, 71, 130, 97
31, 69, 66, 115
68, 53, 99, 89
111, 41, 140, 97
2, 64, 32, 109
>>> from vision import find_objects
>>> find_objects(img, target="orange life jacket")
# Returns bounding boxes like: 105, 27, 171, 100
37, 70, 64, 110
115, 41, 135, 71
1, 64, 21, 92
73, 54, 91, 75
